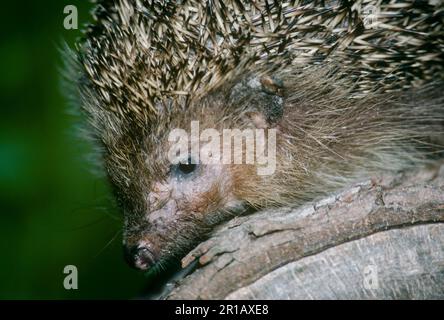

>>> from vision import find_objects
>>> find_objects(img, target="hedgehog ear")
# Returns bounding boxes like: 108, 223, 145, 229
229, 75, 285, 129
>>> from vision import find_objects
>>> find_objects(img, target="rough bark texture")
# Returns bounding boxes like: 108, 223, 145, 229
163, 163, 444, 299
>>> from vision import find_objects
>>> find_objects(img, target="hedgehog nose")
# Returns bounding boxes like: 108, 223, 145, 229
123, 245, 156, 270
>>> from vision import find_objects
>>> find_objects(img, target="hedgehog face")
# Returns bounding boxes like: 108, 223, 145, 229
107, 76, 285, 271
118, 115, 255, 271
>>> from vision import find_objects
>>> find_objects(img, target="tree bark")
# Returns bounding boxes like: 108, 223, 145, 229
163, 162, 444, 299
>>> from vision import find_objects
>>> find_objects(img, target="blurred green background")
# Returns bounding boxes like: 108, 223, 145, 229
0, 1, 149, 298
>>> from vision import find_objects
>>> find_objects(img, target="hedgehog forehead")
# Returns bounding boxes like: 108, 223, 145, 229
76, 0, 444, 160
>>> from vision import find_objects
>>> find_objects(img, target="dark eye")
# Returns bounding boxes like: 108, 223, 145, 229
175, 157, 197, 175
178, 162, 197, 174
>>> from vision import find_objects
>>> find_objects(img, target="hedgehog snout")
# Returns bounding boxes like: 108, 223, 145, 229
123, 242, 158, 270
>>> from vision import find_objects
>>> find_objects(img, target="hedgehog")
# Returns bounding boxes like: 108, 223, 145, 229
65, 0, 444, 271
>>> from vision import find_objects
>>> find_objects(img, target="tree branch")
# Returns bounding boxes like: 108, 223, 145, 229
163, 162, 444, 299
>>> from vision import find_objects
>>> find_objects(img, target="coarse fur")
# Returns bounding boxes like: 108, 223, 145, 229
65, 0, 444, 271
